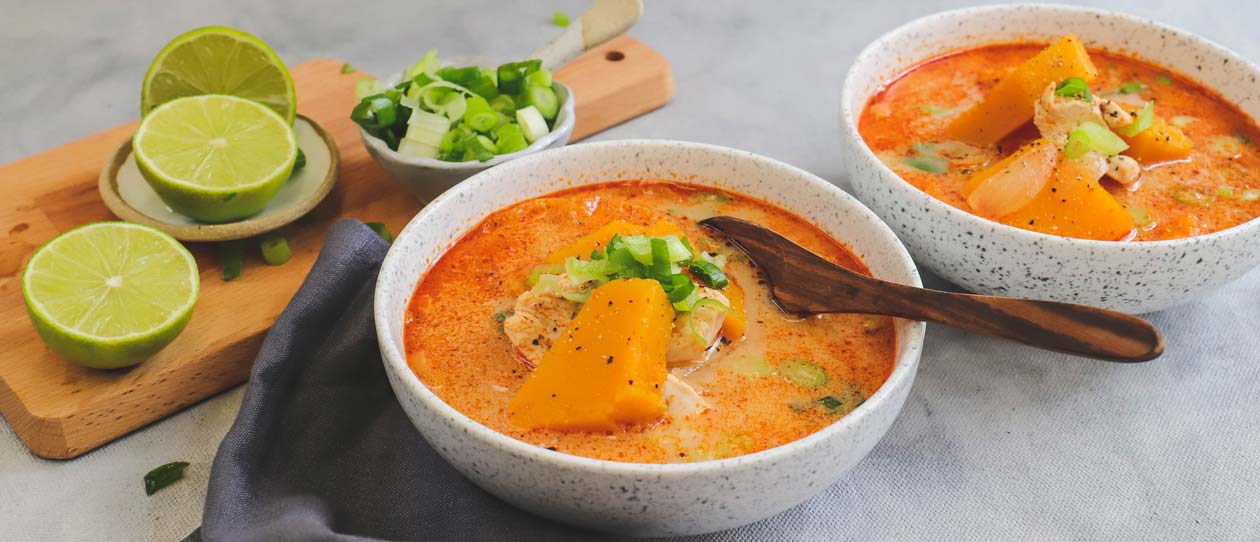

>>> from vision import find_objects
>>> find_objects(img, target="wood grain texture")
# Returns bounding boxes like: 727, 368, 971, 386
700, 216, 1165, 363
0, 36, 674, 459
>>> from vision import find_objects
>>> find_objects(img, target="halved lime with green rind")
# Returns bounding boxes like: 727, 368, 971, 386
22, 222, 199, 369
141, 26, 296, 124
133, 94, 298, 223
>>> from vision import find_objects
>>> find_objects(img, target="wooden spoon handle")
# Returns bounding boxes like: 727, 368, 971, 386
861, 282, 1164, 362
532, 0, 644, 69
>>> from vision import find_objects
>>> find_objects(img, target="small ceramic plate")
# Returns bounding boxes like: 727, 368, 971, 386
99, 115, 339, 242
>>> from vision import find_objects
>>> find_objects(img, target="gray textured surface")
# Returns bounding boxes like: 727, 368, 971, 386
1, 1, 1258, 540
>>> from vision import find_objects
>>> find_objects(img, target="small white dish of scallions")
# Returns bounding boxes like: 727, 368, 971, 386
353, 50, 575, 201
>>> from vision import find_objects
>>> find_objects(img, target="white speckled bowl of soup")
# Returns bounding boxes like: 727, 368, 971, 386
375, 140, 925, 536
839, 5, 1260, 313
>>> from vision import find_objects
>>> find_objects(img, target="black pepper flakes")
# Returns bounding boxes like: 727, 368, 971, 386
607, 356, 614, 364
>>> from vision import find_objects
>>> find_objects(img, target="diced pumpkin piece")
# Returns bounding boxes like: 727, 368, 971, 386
999, 153, 1134, 240
1121, 116, 1193, 164
545, 219, 684, 263
719, 278, 746, 341
508, 279, 674, 431
947, 36, 1099, 146
963, 139, 1058, 217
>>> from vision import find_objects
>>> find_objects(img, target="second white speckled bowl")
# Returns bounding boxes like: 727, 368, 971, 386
375, 140, 925, 536
839, 4, 1260, 314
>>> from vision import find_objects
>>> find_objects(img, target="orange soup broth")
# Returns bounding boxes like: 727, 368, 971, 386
404, 181, 897, 463
859, 44, 1260, 241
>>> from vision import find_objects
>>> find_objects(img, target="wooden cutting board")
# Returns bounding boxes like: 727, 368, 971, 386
0, 35, 674, 459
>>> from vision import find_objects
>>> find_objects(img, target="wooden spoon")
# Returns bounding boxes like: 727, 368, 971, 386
699, 216, 1164, 362
531, 0, 644, 69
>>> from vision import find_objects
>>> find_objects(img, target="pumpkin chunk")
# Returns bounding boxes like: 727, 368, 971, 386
508, 278, 674, 431
947, 36, 1099, 146
545, 219, 683, 263
999, 153, 1135, 240
1121, 116, 1193, 164
719, 278, 746, 341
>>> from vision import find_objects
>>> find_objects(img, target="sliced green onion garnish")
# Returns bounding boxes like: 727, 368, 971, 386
779, 359, 828, 389
515, 106, 549, 143
689, 260, 728, 289
650, 238, 672, 283
1155, 74, 1173, 85
526, 69, 552, 89
564, 257, 619, 283
1054, 77, 1092, 101
436, 65, 481, 87
259, 235, 292, 266
1063, 128, 1092, 159
818, 396, 844, 412
666, 275, 696, 303
672, 287, 700, 312
1125, 206, 1152, 229
1118, 81, 1147, 94
354, 78, 383, 100
902, 155, 948, 174
462, 96, 499, 132
687, 297, 738, 343
554, 11, 571, 27
1117, 101, 1155, 137
366, 222, 393, 243
1171, 187, 1212, 207
1218, 186, 1235, 198
526, 263, 565, 286
340, 63, 355, 74
293, 148, 306, 171
524, 84, 560, 121
1074, 121, 1129, 156
495, 123, 528, 154
403, 49, 441, 80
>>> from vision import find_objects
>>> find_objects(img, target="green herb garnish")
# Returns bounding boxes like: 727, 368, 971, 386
553, 11, 571, 27
144, 461, 189, 496
366, 222, 393, 244
1118, 81, 1148, 94
1171, 187, 1213, 207
341, 63, 355, 74
1155, 74, 1173, 85
1117, 101, 1155, 137
818, 396, 844, 412
779, 359, 828, 389
1054, 77, 1093, 101
1069, 122, 1129, 156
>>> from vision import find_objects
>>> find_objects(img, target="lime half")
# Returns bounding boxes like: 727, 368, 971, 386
141, 26, 296, 124
133, 94, 298, 223
22, 222, 199, 369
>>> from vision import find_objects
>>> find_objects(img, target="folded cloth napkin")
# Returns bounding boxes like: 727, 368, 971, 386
196, 220, 605, 542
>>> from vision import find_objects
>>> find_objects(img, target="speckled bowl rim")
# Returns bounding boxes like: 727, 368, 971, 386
98, 114, 340, 242
375, 139, 926, 476
358, 76, 576, 171
839, 3, 1260, 249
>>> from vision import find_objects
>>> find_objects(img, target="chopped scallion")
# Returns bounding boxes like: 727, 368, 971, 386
259, 235, 292, 266
340, 63, 355, 74
1171, 187, 1212, 207
1063, 129, 1092, 159
1054, 77, 1092, 101
144, 461, 189, 496
1074, 121, 1129, 156
779, 359, 828, 389
553, 11, 571, 27
688, 297, 739, 343
1155, 74, 1173, 86
1117, 101, 1155, 137
688, 260, 728, 289
221, 241, 244, 282
1118, 81, 1147, 94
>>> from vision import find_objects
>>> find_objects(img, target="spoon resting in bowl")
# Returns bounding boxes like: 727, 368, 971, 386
700, 216, 1164, 362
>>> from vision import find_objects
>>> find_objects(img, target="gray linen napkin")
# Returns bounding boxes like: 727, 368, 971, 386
197, 220, 605, 541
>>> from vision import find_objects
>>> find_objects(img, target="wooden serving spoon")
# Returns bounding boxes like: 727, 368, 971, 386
699, 216, 1164, 362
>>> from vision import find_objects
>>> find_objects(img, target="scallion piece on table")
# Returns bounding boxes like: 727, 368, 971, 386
366, 222, 393, 243
259, 235, 292, 266
221, 241, 244, 281
553, 11, 571, 27
1117, 101, 1155, 137
144, 461, 190, 496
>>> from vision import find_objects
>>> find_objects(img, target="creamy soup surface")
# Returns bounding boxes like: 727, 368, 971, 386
404, 181, 896, 463
860, 43, 1260, 241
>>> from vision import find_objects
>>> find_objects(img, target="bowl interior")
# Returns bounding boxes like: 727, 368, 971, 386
843, 4, 1260, 130
375, 139, 925, 470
